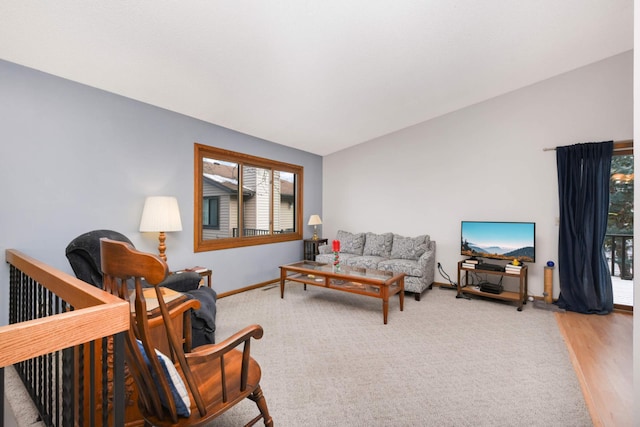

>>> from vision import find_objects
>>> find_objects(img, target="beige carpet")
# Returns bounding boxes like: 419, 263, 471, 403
4, 366, 43, 427
4, 283, 591, 426
210, 284, 592, 426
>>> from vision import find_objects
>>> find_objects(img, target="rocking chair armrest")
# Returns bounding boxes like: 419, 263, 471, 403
146, 298, 201, 330
185, 324, 264, 363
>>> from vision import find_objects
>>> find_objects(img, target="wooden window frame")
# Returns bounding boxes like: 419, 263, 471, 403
194, 143, 303, 252
613, 139, 633, 156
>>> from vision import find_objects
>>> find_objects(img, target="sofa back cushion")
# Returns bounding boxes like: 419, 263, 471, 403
391, 234, 430, 260
363, 232, 393, 257
336, 230, 365, 255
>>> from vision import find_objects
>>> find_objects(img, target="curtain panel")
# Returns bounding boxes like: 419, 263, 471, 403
556, 141, 613, 314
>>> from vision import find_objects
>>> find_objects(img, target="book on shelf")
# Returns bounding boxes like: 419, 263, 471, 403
505, 263, 524, 270
465, 259, 480, 264
462, 262, 476, 269
505, 267, 523, 274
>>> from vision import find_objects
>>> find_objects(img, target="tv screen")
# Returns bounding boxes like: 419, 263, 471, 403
461, 221, 535, 263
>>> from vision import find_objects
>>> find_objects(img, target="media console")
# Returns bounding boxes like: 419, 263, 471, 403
456, 261, 528, 311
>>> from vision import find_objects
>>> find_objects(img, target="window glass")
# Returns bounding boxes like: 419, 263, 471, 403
203, 196, 220, 229
275, 170, 296, 234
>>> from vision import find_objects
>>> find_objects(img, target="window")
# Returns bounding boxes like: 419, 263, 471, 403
606, 140, 634, 307
194, 143, 303, 251
203, 196, 220, 229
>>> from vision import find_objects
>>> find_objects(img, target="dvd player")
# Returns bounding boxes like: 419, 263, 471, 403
476, 263, 504, 272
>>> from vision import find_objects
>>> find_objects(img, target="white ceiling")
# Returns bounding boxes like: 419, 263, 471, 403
0, 1, 633, 156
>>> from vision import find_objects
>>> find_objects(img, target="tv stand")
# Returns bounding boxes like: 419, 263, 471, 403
457, 261, 528, 311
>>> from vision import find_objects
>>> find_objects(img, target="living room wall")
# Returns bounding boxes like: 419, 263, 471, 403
322, 50, 633, 300
0, 59, 322, 325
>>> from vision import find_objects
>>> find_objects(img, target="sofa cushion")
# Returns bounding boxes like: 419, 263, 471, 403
390, 234, 429, 260
336, 230, 365, 255
377, 259, 423, 277
363, 232, 393, 257
346, 255, 389, 269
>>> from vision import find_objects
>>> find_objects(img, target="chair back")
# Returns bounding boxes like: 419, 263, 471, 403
100, 238, 205, 423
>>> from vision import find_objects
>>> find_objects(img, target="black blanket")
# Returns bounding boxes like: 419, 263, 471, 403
186, 287, 217, 347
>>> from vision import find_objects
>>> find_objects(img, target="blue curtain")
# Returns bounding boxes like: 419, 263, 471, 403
556, 141, 613, 314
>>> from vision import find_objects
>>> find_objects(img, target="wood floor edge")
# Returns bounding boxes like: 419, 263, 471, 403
554, 312, 602, 427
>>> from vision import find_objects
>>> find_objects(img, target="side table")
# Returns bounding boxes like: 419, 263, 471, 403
303, 238, 328, 261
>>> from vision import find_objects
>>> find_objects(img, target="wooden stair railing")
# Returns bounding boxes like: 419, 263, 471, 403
3, 249, 130, 426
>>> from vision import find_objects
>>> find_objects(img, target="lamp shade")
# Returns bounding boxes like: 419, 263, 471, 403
139, 196, 183, 232
308, 214, 322, 226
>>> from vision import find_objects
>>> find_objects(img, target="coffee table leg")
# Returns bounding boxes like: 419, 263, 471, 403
399, 277, 405, 311
382, 298, 389, 325
280, 268, 286, 298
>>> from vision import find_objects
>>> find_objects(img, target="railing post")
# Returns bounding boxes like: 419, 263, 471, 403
621, 236, 628, 279
112, 332, 126, 427
620, 235, 633, 280
610, 235, 617, 275
62, 347, 75, 426
1, 367, 4, 426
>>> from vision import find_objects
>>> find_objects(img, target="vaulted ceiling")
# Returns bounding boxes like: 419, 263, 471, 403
0, 1, 633, 155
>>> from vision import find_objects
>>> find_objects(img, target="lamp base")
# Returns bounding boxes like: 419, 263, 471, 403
312, 225, 319, 240
157, 231, 168, 262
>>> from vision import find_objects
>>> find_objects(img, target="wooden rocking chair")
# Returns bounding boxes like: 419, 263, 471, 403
100, 238, 273, 426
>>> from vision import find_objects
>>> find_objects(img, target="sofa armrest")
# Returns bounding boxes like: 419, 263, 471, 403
318, 244, 333, 255
418, 240, 436, 286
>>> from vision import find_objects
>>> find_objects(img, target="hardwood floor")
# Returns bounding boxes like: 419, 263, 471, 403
555, 309, 633, 427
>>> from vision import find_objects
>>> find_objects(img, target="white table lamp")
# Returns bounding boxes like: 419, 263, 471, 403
139, 196, 182, 262
308, 214, 322, 240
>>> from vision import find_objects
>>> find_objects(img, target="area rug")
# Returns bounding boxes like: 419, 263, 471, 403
210, 284, 592, 426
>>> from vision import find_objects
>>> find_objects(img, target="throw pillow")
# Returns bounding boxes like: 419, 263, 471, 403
391, 234, 430, 260
136, 340, 191, 417
363, 232, 393, 257
336, 230, 365, 255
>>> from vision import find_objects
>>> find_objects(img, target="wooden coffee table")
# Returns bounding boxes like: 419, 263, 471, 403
279, 261, 405, 324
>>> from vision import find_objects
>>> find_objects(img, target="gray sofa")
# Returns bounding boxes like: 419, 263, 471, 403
316, 230, 436, 301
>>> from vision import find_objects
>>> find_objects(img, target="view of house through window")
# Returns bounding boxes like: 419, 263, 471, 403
194, 143, 303, 251
607, 151, 633, 307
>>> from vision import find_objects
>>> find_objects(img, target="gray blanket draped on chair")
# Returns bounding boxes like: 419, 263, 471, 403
66, 229, 217, 344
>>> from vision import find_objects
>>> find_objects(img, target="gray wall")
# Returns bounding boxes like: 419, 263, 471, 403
323, 50, 633, 300
0, 59, 322, 325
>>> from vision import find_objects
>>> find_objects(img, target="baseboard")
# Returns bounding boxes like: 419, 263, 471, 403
217, 278, 280, 299
220, 279, 460, 298
433, 281, 456, 290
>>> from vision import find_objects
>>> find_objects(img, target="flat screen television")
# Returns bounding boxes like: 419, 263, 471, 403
461, 221, 535, 263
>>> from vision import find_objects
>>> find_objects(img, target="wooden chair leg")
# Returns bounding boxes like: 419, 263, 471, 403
249, 385, 273, 426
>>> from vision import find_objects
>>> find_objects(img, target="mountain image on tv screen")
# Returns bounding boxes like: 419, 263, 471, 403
461, 221, 535, 263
